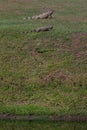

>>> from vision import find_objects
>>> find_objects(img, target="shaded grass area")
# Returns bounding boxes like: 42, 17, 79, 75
0, 120, 87, 130
0, 0, 87, 115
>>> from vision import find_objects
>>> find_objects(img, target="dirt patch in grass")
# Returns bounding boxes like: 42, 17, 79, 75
40, 70, 73, 85
71, 33, 87, 59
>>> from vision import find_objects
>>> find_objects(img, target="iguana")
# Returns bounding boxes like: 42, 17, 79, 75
24, 10, 54, 20
31, 26, 53, 32
21, 26, 53, 34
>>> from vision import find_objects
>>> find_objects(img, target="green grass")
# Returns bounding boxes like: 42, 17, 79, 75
0, 0, 87, 115
0, 120, 87, 130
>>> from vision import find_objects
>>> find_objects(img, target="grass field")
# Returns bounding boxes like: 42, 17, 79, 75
0, 0, 87, 115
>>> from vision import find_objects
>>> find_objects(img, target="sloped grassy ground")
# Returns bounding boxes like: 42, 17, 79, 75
0, 0, 87, 115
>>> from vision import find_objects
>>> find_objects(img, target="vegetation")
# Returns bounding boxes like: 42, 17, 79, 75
0, 120, 87, 130
0, 0, 87, 115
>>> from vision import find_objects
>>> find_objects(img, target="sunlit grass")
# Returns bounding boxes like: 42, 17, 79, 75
0, 0, 87, 115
